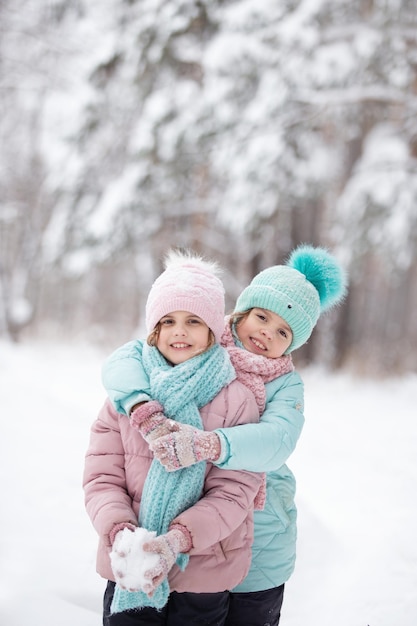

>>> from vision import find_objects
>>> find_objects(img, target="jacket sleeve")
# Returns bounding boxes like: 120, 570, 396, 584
101, 340, 151, 415
215, 371, 305, 473
174, 466, 263, 552
83, 400, 138, 546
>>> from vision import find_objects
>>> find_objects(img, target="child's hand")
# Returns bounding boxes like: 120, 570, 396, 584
110, 527, 160, 592
150, 426, 221, 470
130, 400, 180, 444
141, 526, 192, 595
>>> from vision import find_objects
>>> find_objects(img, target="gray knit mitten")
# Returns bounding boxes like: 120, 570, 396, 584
130, 400, 180, 444
150, 425, 221, 470
142, 525, 192, 595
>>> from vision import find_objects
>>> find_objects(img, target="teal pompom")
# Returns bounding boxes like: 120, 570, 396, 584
287, 245, 347, 312
234, 243, 348, 353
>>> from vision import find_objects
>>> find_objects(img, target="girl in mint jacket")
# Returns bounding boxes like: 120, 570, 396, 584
102, 245, 347, 625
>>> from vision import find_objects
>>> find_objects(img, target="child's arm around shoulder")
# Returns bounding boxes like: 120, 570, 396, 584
215, 370, 305, 472
101, 339, 151, 415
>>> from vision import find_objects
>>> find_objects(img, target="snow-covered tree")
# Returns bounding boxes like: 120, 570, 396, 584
1, 0, 416, 372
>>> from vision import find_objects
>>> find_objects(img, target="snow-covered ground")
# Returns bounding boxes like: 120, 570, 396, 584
1, 340, 416, 625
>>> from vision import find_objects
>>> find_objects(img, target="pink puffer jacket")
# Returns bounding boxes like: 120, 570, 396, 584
83, 379, 262, 593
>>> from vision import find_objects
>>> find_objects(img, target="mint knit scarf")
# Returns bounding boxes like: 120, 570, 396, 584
111, 342, 236, 614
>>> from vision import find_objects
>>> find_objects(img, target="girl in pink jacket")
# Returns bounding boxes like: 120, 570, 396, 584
83, 251, 263, 626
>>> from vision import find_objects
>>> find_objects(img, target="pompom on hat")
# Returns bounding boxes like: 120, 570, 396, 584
146, 249, 225, 343
234, 244, 348, 353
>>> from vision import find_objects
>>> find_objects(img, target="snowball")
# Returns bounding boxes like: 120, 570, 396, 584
110, 527, 160, 592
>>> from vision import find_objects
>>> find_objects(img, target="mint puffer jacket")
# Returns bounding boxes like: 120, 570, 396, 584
102, 340, 305, 592
215, 371, 304, 591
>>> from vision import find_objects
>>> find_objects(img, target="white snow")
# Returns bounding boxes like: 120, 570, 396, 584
0, 340, 416, 625
110, 527, 159, 592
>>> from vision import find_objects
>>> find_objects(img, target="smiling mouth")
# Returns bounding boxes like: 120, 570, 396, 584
171, 343, 191, 349
250, 337, 267, 351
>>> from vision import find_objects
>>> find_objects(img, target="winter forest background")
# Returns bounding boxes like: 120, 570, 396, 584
1, 0, 417, 375
2, 3, 417, 625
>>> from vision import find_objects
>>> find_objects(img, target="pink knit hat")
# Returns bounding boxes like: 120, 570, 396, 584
145, 250, 225, 343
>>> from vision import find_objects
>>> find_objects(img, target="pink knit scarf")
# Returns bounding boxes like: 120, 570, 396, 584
220, 318, 294, 510
220, 318, 294, 413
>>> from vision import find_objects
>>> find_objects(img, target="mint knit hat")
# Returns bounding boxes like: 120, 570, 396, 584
146, 249, 225, 343
234, 245, 347, 353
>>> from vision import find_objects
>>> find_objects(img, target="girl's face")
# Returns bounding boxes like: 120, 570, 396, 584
156, 310, 212, 365
236, 308, 293, 358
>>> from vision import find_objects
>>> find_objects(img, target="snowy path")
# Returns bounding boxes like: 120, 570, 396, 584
1, 341, 416, 625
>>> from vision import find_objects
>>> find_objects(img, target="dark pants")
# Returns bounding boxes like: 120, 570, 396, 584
103, 581, 230, 626
225, 585, 285, 626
